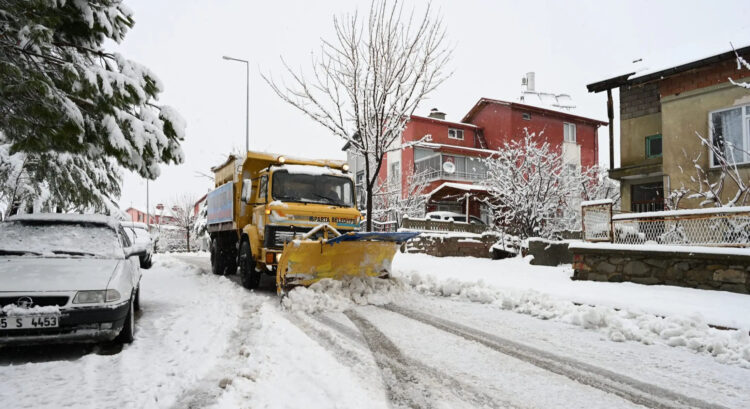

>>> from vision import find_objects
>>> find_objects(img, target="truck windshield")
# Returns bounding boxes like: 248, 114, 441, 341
272, 171, 354, 207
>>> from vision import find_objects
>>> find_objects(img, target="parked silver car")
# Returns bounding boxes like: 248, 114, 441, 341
122, 221, 154, 268
0, 214, 145, 345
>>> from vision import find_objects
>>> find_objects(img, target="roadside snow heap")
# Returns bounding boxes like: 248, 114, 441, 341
281, 276, 408, 313
402, 272, 750, 368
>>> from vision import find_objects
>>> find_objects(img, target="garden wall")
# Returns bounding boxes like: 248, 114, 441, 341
405, 232, 502, 258
570, 243, 750, 294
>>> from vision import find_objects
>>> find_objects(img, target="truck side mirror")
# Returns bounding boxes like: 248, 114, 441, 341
241, 179, 253, 204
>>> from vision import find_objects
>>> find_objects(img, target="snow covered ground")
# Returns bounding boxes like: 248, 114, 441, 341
1, 253, 749, 409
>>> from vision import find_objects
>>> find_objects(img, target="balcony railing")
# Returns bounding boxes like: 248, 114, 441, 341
420, 169, 486, 182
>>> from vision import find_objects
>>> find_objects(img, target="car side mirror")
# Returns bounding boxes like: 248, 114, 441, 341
125, 245, 148, 259
241, 178, 253, 204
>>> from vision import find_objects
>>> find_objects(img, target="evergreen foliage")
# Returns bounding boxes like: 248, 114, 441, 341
0, 0, 185, 215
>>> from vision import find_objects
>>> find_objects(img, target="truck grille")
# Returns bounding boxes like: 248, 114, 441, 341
264, 226, 353, 249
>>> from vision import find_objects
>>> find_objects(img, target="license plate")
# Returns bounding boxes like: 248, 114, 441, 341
0, 315, 59, 330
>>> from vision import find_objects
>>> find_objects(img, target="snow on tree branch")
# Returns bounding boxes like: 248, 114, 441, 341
0, 0, 186, 213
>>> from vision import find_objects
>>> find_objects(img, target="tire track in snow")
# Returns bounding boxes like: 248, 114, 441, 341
343, 309, 517, 409
384, 304, 730, 409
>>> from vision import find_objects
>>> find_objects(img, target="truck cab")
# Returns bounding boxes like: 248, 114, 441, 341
207, 152, 361, 288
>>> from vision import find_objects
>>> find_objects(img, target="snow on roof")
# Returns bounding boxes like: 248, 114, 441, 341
581, 198, 614, 207
462, 97, 608, 125
427, 182, 488, 197
415, 142, 497, 155
270, 164, 351, 178
8, 213, 121, 230
410, 115, 480, 128
588, 34, 750, 91
629, 42, 750, 81
612, 206, 750, 221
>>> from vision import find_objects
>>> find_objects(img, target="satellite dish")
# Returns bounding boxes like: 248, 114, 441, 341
442, 161, 456, 174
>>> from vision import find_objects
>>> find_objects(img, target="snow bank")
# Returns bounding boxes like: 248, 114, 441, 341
281, 276, 408, 314
399, 270, 750, 368
0, 255, 247, 409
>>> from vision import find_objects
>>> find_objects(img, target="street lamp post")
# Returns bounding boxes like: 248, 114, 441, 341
222, 55, 249, 152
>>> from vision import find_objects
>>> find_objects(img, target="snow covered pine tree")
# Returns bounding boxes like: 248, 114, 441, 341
0, 0, 185, 216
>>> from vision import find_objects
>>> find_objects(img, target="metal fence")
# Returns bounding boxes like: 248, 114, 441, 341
612, 209, 750, 247
582, 203, 750, 248
581, 200, 614, 242
401, 216, 487, 234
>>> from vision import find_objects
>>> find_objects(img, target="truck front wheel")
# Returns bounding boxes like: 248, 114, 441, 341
239, 241, 261, 289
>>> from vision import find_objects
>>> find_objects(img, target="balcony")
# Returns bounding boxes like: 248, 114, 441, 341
414, 152, 487, 183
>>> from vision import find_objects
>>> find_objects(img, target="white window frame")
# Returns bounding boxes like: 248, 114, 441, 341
448, 128, 464, 140
709, 104, 750, 167
563, 122, 576, 143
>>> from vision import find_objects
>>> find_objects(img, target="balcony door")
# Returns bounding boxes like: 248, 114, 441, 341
631, 182, 664, 213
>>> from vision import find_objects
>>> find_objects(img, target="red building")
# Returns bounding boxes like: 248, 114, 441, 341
348, 96, 607, 224
125, 207, 176, 225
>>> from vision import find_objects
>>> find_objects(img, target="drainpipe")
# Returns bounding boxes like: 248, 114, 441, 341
607, 88, 615, 170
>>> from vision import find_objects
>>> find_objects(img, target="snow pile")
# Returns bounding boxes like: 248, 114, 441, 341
402, 271, 750, 368
281, 276, 408, 313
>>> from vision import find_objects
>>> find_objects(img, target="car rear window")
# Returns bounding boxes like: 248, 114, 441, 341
0, 221, 120, 258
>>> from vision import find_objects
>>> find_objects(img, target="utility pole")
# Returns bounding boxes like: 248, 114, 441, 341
146, 180, 150, 233
222, 55, 250, 152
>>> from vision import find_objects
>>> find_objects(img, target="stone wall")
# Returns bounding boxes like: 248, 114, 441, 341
528, 239, 575, 266
405, 232, 501, 258
572, 246, 750, 294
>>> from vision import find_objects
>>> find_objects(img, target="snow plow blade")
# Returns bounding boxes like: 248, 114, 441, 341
276, 230, 419, 295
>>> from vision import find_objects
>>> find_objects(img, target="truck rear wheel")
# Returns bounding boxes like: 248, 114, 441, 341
210, 239, 225, 275
239, 241, 260, 289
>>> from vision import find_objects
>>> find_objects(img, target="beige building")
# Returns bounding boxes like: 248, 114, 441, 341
587, 46, 750, 212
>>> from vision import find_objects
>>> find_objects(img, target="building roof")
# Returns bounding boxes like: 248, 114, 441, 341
414, 142, 497, 156
409, 114, 480, 129
461, 97, 608, 126
426, 182, 490, 199
587, 44, 750, 93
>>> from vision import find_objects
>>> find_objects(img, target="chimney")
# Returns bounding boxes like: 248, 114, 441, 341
428, 108, 446, 120
525, 72, 535, 92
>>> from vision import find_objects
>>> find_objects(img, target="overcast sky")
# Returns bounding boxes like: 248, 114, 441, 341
113, 0, 750, 212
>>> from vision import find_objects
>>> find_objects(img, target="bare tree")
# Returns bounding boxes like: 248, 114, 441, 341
170, 194, 198, 252
372, 168, 432, 228
264, 1, 451, 231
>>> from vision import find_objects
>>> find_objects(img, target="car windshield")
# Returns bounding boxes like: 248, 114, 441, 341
272, 171, 354, 207
0, 221, 121, 258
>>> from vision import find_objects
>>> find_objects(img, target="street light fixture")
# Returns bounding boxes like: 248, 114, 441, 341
222, 55, 250, 153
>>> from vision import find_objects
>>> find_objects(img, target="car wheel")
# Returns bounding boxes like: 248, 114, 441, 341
239, 241, 260, 289
211, 239, 225, 275
116, 301, 135, 344
134, 287, 141, 311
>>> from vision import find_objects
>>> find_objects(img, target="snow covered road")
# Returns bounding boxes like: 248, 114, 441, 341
2, 254, 749, 409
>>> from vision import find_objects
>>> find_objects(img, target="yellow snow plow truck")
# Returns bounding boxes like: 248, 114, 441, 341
206, 151, 417, 294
